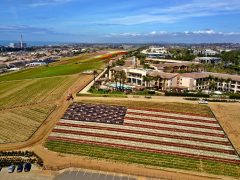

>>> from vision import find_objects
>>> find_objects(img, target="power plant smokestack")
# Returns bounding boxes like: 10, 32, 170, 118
20, 34, 23, 49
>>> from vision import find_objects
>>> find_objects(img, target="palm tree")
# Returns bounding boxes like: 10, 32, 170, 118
143, 76, 151, 88
119, 70, 127, 90
114, 71, 120, 90
93, 70, 98, 83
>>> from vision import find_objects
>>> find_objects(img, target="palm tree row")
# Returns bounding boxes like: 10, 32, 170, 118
113, 70, 127, 91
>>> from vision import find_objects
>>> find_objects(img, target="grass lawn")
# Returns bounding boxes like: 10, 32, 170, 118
77, 99, 213, 116
45, 140, 240, 177
0, 104, 55, 143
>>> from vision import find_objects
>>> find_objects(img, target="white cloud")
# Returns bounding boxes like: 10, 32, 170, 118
28, 0, 73, 7
105, 30, 240, 38
105, 0, 240, 25
192, 29, 216, 34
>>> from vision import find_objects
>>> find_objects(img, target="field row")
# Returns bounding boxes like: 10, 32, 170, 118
47, 136, 240, 164
127, 108, 215, 121
0, 76, 77, 109
52, 125, 232, 150
45, 140, 240, 177
57, 120, 228, 143
0, 104, 55, 143
125, 114, 219, 128
48, 131, 238, 161
127, 111, 217, 124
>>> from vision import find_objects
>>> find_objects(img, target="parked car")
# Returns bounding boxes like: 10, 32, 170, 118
24, 163, 31, 172
8, 165, 15, 173
198, 100, 208, 104
17, 164, 23, 172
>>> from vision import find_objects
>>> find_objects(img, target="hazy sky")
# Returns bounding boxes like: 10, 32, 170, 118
1, 0, 240, 43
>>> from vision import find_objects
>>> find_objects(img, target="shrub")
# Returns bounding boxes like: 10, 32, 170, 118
184, 97, 200, 101
165, 92, 209, 98
229, 93, 240, 99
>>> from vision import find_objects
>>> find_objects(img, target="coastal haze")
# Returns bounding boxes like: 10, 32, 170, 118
0, 0, 240, 180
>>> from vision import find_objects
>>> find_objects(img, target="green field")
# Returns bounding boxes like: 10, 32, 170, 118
45, 141, 240, 178
0, 58, 103, 81
0, 104, 55, 143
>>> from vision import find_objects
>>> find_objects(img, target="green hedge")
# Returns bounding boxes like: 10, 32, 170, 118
229, 94, 240, 99
165, 92, 209, 98
76, 93, 127, 98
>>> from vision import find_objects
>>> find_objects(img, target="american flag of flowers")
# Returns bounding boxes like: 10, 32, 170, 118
47, 103, 240, 164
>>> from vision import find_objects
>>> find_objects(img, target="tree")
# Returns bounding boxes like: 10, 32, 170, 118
143, 76, 151, 88
93, 70, 98, 83
114, 71, 121, 90
119, 70, 127, 90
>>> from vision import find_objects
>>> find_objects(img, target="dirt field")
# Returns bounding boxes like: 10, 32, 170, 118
210, 103, 240, 154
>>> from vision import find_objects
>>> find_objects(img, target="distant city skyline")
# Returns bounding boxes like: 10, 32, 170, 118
1, 0, 240, 43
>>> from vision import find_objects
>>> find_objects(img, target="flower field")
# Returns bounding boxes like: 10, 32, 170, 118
46, 103, 240, 177
0, 104, 55, 143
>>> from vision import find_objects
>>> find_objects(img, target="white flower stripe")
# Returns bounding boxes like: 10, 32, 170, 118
124, 119, 224, 134
53, 125, 233, 151
125, 114, 220, 127
128, 109, 216, 121
58, 119, 228, 142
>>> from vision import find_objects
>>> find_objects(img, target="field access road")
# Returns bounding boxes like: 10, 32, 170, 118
75, 95, 199, 104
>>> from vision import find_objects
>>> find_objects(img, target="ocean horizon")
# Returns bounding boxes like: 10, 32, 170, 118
0, 40, 76, 47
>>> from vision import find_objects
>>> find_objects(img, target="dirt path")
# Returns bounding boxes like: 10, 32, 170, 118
75, 95, 199, 104
210, 103, 240, 154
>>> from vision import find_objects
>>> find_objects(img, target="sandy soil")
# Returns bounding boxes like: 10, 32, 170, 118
210, 103, 240, 154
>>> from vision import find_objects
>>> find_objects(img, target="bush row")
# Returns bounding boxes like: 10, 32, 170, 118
165, 92, 210, 98
0, 151, 44, 167
0, 151, 34, 157
229, 94, 240, 99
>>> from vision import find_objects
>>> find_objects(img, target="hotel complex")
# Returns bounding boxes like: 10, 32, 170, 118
109, 66, 240, 93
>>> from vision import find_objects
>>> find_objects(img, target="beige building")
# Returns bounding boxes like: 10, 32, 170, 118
109, 66, 240, 93
109, 66, 178, 90
151, 62, 203, 73
178, 72, 240, 93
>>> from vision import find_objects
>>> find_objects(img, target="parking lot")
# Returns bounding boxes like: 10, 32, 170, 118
54, 169, 137, 180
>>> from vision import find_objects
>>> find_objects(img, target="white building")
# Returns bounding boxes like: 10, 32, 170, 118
195, 57, 222, 64
25, 62, 47, 67
142, 46, 169, 59
203, 49, 219, 56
